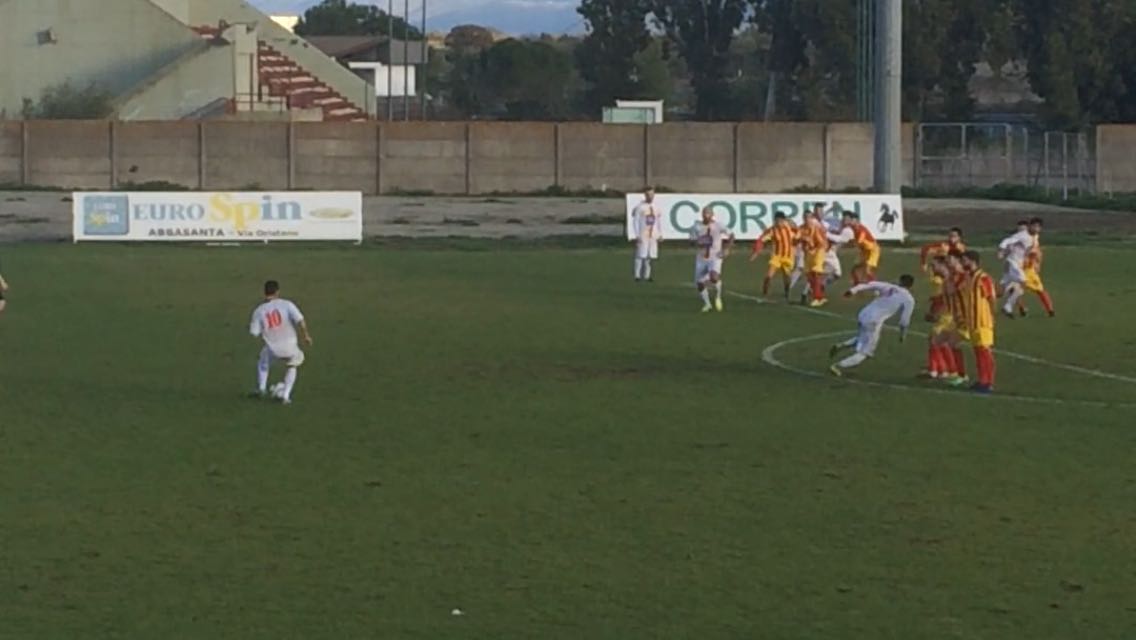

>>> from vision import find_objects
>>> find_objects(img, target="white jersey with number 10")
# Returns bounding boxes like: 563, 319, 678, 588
250, 298, 305, 356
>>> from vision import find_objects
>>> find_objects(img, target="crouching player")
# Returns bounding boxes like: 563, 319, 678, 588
828, 275, 916, 376
250, 280, 313, 404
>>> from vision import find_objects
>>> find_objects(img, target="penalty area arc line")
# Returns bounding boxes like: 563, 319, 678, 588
725, 289, 1136, 386
761, 331, 1136, 409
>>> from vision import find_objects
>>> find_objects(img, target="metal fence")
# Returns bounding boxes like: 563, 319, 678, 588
916, 122, 1095, 196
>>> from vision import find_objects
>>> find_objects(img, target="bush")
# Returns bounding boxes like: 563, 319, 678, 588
22, 81, 113, 119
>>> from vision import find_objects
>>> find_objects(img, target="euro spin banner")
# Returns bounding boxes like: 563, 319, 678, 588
73, 192, 363, 242
625, 194, 906, 242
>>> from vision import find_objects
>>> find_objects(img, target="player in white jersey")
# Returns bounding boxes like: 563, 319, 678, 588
997, 218, 1037, 317
0, 272, 8, 315
249, 280, 313, 404
824, 218, 853, 282
828, 275, 917, 375
689, 206, 735, 312
631, 187, 663, 282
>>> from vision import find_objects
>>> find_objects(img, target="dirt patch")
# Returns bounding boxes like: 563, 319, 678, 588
904, 202, 1136, 237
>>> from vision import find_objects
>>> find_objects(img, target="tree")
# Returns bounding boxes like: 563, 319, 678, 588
21, 81, 113, 119
295, 0, 421, 39
649, 0, 748, 120
1012, 0, 1136, 127
444, 25, 496, 54
574, 0, 652, 112
449, 39, 576, 120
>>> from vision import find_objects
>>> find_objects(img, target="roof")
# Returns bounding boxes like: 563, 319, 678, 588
304, 35, 384, 59
304, 35, 427, 65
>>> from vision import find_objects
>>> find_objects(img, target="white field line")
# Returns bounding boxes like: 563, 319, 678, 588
724, 289, 1136, 385
760, 330, 1136, 409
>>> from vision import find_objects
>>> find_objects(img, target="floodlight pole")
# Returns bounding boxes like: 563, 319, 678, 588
873, 0, 902, 194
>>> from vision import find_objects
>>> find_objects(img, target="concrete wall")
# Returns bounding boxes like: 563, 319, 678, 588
0, 0, 202, 117
115, 121, 201, 188
381, 122, 467, 194
0, 121, 20, 184
116, 43, 234, 121
26, 121, 111, 188
469, 123, 555, 193
650, 123, 735, 192
737, 123, 826, 191
295, 122, 378, 191
1097, 125, 1136, 193
6, 119, 1135, 195
559, 123, 644, 192
203, 121, 288, 190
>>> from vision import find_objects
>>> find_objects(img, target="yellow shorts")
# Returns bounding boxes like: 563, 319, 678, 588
1023, 267, 1044, 292
768, 255, 794, 274
806, 250, 826, 274
968, 327, 995, 349
931, 313, 955, 338
860, 245, 881, 270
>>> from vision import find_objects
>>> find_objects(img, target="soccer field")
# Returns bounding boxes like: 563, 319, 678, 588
2, 241, 1135, 638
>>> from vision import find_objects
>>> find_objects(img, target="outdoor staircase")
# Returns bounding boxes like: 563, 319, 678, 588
257, 43, 368, 122
191, 25, 368, 122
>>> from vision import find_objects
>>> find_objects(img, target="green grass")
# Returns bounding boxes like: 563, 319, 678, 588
2, 242, 1135, 639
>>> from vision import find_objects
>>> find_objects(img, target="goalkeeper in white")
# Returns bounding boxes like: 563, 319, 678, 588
828, 275, 916, 375
249, 280, 313, 404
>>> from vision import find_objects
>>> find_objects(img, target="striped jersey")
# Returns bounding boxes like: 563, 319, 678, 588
754, 221, 797, 259
849, 223, 878, 250
961, 268, 996, 331
945, 272, 967, 324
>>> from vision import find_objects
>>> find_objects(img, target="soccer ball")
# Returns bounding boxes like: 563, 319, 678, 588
270, 382, 286, 400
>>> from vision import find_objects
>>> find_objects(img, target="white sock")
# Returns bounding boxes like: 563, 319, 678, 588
634, 258, 644, 279
837, 353, 868, 369
699, 287, 711, 305
789, 269, 802, 291
257, 351, 270, 392
714, 280, 723, 301
1006, 284, 1025, 314
642, 259, 652, 280
282, 367, 298, 401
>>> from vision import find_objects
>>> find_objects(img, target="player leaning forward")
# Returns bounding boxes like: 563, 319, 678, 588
250, 280, 313, 404
829, 275, 917, 375
691, 206, 735, 312
631, 187, 663, 282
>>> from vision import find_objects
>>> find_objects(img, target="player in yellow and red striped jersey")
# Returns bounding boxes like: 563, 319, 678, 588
919, 227, 966, 318
960, 250, 997, 394
923, 252, 969, 384
801, 209, 830, 307
749, 212, 798, 299
841, 212, 881, 285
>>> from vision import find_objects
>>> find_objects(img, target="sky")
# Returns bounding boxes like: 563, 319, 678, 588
248, 0, 585, 34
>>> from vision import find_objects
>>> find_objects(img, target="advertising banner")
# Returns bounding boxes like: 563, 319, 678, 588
73, 192, 363, 242
625, 193, 905, 242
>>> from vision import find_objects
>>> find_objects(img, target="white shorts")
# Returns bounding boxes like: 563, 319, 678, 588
1001, 261, 1026, 287
793, 250, 805, 271
636, 238, 659, 260
824, 251, 842, 278
694, 257, 723, 284
262, 345, 305, 367
854, 321, 884, 357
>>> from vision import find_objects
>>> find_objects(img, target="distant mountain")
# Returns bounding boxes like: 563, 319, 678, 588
249, 0, 584, 36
